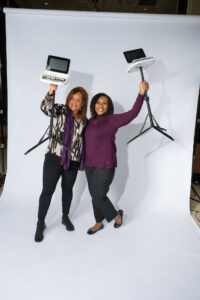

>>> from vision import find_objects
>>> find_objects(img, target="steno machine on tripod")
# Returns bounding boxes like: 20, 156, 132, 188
123, 48, 174, 144
25, 55, 73, 155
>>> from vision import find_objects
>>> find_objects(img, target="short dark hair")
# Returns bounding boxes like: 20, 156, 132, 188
90, 93, 114, 118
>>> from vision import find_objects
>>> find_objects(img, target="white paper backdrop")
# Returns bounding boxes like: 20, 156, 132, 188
0, 8, 200, 300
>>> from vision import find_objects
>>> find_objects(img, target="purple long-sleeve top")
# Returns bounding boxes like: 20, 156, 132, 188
84, 93, 145, 168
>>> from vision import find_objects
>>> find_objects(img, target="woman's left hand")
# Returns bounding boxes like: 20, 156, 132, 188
139, 80, 149, 95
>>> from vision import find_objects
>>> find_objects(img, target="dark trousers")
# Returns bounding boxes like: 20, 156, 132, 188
38, 153, 79, 221
85, 166, 118, 223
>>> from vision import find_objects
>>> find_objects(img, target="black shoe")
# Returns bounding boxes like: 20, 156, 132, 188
87, 224, 104, 235
34, 220, 46, 242
114, 210, 123, 228
62, 215, 75, 231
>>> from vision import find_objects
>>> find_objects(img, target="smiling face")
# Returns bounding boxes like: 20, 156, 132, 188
68, 92, 83, 114
95, 96, 109, 116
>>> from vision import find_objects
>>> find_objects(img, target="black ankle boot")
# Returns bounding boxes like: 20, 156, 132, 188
62, 215, 74, 231
34, 220, 46, 242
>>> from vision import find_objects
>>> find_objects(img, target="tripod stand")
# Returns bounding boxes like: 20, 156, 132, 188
24, 90, 72, 155
127, 67, 174, 144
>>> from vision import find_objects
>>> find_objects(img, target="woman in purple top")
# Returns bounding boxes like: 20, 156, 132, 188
85, 80, 149, 234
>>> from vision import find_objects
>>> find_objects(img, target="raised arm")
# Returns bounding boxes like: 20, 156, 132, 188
40, 84, 66, 117
109, 80, 149, 129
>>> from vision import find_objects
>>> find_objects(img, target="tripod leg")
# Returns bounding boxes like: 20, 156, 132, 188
54, 136, 74, 154
152, 115, 167, 131
25, 91, 56, 155
127, 127, 151, 144
128, 67, 175, 143
24, 125, 50, 155
139, 114, 149, 134
39, 126, 50, 143
154, 126, 174, 141
24, 136, 49, 155
25, 91, 74, 156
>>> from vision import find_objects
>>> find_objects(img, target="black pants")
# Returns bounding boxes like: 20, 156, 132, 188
38, 153, 79, 221
85, 166, 118, 223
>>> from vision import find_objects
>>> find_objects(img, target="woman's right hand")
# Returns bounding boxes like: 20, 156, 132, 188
139, 80, 149, 95
49, 84, 58, 95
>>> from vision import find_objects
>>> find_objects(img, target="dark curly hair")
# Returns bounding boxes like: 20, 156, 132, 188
90, 93, 114, 118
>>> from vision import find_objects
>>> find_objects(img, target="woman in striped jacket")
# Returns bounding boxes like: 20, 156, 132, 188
34, 84, 88, 242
